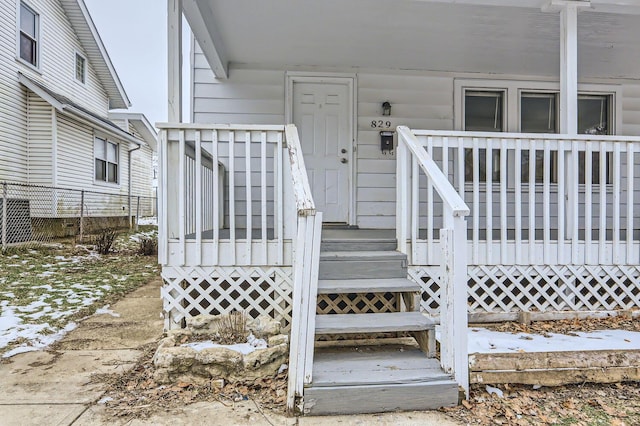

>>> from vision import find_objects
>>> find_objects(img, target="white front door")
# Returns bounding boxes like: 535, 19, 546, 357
292, 82, 351, 223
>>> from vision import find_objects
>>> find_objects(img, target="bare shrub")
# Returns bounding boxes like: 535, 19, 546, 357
218, 311, 247, 344
93, 229, 118, 255
137, 236, 157, 256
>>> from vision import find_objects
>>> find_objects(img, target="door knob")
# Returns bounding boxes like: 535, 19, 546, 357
341, 148, 347, 154
341, 158, 348, 164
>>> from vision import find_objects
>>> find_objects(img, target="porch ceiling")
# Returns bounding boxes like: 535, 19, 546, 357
186, 0, 640, 80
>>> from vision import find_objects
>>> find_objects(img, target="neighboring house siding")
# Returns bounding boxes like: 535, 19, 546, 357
0, 0, 28, 183
17, 0, 109, 116
26, 91, 54, 186
0, 0, 112, 185
56, 114, 130, 195
130, 144, 154, 198
192, 50, 640, 229
110, 118, 155, 198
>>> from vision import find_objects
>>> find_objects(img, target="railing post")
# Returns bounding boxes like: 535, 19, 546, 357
440, 211, 469, 399
79, 189, 85, 242
2, 182, 7, 251
396, 133, 410, 256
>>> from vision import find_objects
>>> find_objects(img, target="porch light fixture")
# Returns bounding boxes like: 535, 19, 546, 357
382, 101, 392, 116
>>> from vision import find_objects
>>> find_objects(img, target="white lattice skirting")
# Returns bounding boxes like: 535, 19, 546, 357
161, 266, 293, 330
411, 264, 640, 315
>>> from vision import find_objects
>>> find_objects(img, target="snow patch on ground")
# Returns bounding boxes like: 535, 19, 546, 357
137, 217, 157, 226
95, 306, 121, 317
466, 327, 640, 353
182, 333, 268, 355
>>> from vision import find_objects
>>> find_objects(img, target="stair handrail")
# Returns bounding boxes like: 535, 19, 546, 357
284, 124, 323, 413
396, 125, 470, 399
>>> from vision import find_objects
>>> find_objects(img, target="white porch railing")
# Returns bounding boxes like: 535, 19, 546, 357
403, 128, 640, 319
157, 124, 321, 335
157, 123, 321, 411
283, 125, 322, 413
406, 130, 640, 267
396, 126, 471, 398
158, 124, 293, 268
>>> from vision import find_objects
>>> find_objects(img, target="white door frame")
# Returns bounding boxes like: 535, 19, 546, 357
285, 72, 357, 225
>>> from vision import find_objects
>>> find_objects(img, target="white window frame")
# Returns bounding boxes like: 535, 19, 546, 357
454, 78, 622, 187
17, 1, 40, 70
74, 51, 87, 84
94, 135, 120, 185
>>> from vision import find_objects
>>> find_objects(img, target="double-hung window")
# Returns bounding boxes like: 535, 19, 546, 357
464, 90, 504, 182
19, 2, 38, 67
578, 94, 612, 184
520, 92, 558, 183
94, 137, 119, 183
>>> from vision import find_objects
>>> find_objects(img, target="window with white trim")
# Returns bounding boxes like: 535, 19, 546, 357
75, 52, 86, 83
463, 90, 504, 182
94, 137, 119, 183
19, 2, 38, 67
520, 92, 558, 183
578, 94, 612, 184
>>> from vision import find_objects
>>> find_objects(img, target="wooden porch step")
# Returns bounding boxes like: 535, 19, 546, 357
305, 346, 457, 415
319, 251, 407, 279
317, 277, 420, 294
320, 239, 397, 252
315, 312, 434, 335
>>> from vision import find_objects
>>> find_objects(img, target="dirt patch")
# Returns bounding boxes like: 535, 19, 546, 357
92, 341, 288, 421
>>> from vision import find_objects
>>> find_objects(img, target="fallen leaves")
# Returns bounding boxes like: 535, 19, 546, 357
92, 342, 288, 421
444, 382, 640, 426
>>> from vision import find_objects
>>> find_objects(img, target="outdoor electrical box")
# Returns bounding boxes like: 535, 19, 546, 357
380, 131, 394, 153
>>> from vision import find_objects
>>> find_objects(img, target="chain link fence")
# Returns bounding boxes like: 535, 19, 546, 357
1, 181, 156, 249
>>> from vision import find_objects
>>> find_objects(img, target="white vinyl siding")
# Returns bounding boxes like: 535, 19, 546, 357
0, 0, 28, 183
0, 0, 115, 186
191, 49, 640, 230
56, 115, 129, 194
14, 0, 109, 116
26, 91, 53, 185
130, 144, 154, 197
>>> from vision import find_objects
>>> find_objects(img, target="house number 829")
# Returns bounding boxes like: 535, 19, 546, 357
371, 120, 391, 129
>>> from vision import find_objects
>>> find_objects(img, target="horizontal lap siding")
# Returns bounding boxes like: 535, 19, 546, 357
26, 92, 53, 185
21, 0, 109, 115
356, 73, 453, 228
192, 52, 640, 230
1, 0, 112, 186
0, 0, 27, 182
131, 144, 154, 198
56, 115, 129, 196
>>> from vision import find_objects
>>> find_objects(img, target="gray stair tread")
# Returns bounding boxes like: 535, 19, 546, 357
317, 278, 420, 294
304, 380, 458, 415
315, 312, 435, 334
320, 250, 405, 261
312, 347, 450, 387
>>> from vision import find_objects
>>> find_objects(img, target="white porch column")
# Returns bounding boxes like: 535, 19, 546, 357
168, 0, 183, 123
559, 4, 578, 134
547, 0, 590, 134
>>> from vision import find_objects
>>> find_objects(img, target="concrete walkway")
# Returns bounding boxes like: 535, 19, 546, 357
0, 278, 462, 426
